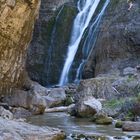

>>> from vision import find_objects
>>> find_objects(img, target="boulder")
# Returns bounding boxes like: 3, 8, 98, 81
123, 67, 137, 76
45, 88, 66, 107
30, 81, 48, 96
12, 107, 31, 119
0, 106, 13, 120
0, 118, 65, 140
115, 121, 123, 128
75, 77, 118, 101
122, 121, 140, 131
112, 75, 140, 97
133, 136, 140, 140
92, 111, 113, 125
30, 93, 47, 114
95, 116, 113, 125
3, 89, 46, 115
75, 98, 102, 117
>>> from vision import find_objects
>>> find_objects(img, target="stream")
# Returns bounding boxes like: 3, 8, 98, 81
26, 112, 140, 140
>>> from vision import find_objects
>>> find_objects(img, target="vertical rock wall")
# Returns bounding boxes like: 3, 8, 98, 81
0, 0, 40, 95
83, 0, 140, 78
26, 0, 77, 86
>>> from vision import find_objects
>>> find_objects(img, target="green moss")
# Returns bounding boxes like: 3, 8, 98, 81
127, 75, 135, 82
126, 111, 133, 118
133, 136, 140, 140
115, 121, 123, 128
104, 98, 125, 109
64, 96, 74, 106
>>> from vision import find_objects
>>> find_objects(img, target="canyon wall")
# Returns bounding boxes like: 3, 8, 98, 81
83, 0, 140, 78
26, 0, 77, 86
0, 0, 40, 95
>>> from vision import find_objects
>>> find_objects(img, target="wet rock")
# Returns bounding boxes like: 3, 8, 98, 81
75, 98, 102, 117
0, 118, 65, 140
122, 121, 140, 131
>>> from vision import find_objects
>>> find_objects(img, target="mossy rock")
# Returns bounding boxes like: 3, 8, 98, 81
115, 121, 123, 128
71, 134, 107, 140
64, 96, 74, 106
95, 116, 113, 125
133, 136, 140, 140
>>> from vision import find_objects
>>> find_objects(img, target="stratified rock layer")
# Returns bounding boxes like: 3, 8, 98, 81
0, 0, 40, 95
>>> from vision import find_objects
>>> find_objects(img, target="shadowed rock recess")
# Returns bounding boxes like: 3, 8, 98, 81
26, 0, 77, 86
0, 0, 40, 95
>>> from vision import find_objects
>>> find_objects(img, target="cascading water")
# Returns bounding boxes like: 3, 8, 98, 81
75, 0, 110, 82
59, 0, 101, 86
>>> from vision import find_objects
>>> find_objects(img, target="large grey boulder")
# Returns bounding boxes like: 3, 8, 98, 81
0, 118, 65, 140
45, 88, 66, 108
3, 89, 46, 115
122, 121, 140, 131
75, 77, 118, 101
75, 97, 102, 117
112, 75, 140, 97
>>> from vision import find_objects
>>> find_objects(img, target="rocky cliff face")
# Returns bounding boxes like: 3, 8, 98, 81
0, 0, 40, 95
83, 0, 140, 78
26, 0, 77, 86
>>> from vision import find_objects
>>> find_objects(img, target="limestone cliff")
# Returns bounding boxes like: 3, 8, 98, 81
0, 0, 40, 95
83, 0, 140, 78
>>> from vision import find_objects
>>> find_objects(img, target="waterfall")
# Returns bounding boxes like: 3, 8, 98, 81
59, 0, 101, 86
75, 0, 110, 83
